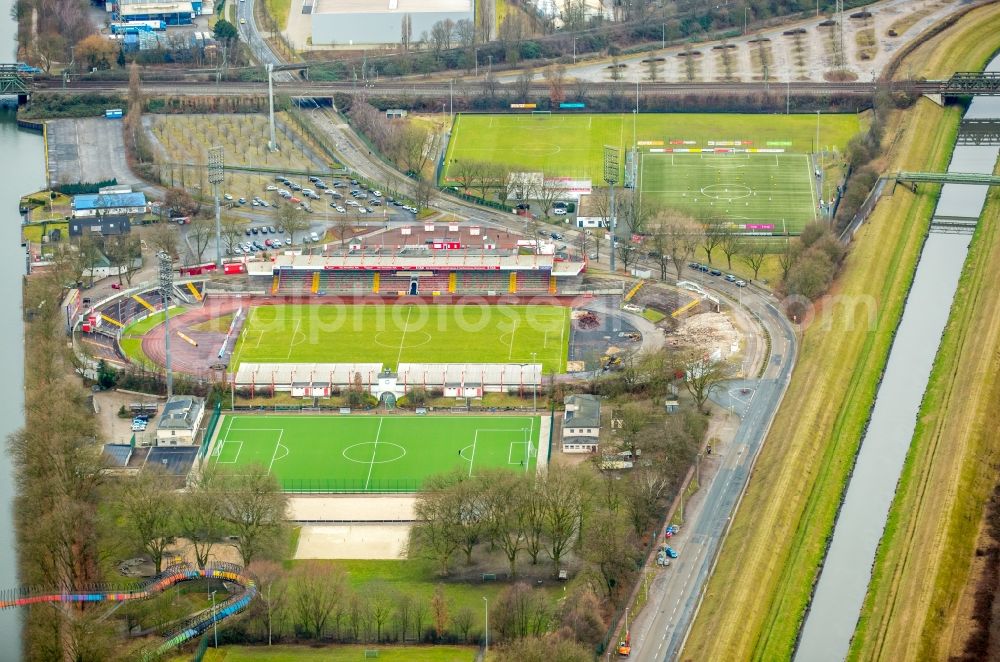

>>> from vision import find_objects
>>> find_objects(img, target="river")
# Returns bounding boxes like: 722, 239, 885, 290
0, 0, 43, 658
795, 55, 1000, 661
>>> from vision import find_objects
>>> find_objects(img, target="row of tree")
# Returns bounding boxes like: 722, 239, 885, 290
230, 562, 602, 656
412, 403, 704, 595
116, 465, 288, 573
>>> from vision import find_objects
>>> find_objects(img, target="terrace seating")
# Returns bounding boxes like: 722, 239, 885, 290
416, 273, 450, 294
517, 272, 552, 294
316, 271, 374, 294
379, 274, 413, 294
457, 271, 509, 294
277, 271, 312, 294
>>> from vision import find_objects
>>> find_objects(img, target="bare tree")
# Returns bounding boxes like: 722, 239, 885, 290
118, 469, 178, 573
249, 560, 287, 646
176, 467, 226, 568
431, 584, 450, 641
776, 237, 795, 280
278, 205, 309, 244
187, 217, 215, 263
718, 225, 742, 270
103, 234, 141, 287
400, 13, 413, 52
147, 222, 180, 259
543, 64, 567, 105
541, 468, 585, 571
219, 465, 288, 566
332, 216, 354, 247
644, 57, 662, 81
616, 239, 637, 273
739, 239, 769, 280
536, 180, 563, 218
221, 215, 248, 253
414, 177, 437, 211
292, 563, 347, 639
482, 68, 500, 99
452, 606, 475, 642
514, 66, 534, 101
617, 189, 649, 236
654, 213, 703, 280
369, 581, 397, 642
452, 160, 481, 192
680, 350, 732, 412
700, 218, 725, 265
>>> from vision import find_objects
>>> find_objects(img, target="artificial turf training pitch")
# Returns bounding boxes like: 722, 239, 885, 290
230, 303, 571, 373
442, 112, 861, 232
212, 415, 543, 492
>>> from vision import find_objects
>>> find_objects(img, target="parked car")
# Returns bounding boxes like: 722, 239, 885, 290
238, 197, 246, 205
736, 279, 747, 287
724, 274, 737, 282
310, 231, 320, 242
709, 268, 722, 277
664, 546, 678, 559
223, 193, 233, 201
266, 184, 278, 191
553, 208, 567, 215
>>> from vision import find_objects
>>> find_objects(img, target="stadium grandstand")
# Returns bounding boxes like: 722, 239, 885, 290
250, 251, 584, 297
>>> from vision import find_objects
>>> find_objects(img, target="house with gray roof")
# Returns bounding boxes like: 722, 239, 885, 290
562, 394, 602, 453
155, 395, 206, 446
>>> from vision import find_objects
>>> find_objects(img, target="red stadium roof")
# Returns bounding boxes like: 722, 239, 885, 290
256, 253, 585, 276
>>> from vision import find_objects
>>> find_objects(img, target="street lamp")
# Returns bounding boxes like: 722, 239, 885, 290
573, 37, 578, 64
211, 590, 219, 648
744, 6, 750, 34
483, 596, 489, 654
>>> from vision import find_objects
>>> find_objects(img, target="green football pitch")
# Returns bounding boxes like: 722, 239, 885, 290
230, 303, 570, 372
212, 414, 544, 492
442, 112, 860, 232
640, 151, 817, 230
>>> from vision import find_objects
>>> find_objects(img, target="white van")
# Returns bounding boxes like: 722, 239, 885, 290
309, 231, 320, 242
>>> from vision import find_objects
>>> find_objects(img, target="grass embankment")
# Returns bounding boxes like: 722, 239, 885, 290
847, 173, 1000, 659
682, 97, 962, 660
264, 0, 291, 31
194, 644, 476, 661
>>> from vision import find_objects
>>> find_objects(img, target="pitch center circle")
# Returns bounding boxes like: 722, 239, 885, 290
342, 442, 407, 464
372, 330, 432, 349
700, 183, 752, 201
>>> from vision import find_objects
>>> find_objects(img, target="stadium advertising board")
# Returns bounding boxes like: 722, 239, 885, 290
744, 224, 775, 230
559, 102, 586, 109
511, 103, 537, 109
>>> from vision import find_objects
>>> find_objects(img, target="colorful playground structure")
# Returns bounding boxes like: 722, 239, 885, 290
0, 562, 256, 658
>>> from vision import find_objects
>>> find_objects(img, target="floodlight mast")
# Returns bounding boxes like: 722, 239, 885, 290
208, 146, 224, 269
158, 251, 174, 398
604, 145, 620, 272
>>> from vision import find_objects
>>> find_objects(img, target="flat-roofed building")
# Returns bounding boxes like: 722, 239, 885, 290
311, 0, 473, 47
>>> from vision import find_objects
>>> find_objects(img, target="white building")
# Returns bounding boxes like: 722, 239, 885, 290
396, 363, 542, 398
233, 363, 384, 397
155, 395, 206, 445
311, 0, 474, 47
562, 393, 601, 453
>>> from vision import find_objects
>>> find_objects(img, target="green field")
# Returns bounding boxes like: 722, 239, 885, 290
212, 415, 542, 492
231, 303, 570, 372
443, 112, 860, 181
640, 151, 817, 230
443, 112, 860, 232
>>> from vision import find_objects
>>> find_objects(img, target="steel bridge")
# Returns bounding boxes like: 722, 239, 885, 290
956, 119, 1000, 146
0, 64, 32, 96
894, 171, 1000, 186
941, 72, 1000, 96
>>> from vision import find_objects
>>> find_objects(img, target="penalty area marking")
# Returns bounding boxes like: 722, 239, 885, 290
267, 430, 287, 474
216, 440, 244, 464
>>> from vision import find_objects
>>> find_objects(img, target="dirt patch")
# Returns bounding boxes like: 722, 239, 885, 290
288, 495, 417, 521
666, 312, 740, 358
295, 524, 411, 560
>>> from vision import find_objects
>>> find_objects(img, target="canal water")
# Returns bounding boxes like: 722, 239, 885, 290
0, 0, 43, 658
795, 56, 1000, 661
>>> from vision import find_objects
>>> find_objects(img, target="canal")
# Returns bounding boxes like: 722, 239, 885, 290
0, 0, 44, 658
795, 55, 1000, 661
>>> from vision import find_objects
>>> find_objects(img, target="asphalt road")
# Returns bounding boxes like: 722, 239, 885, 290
627, 279, 796, 662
